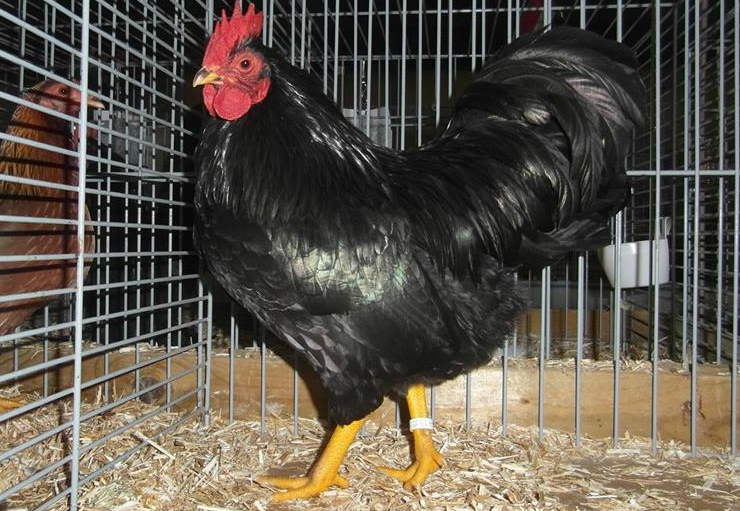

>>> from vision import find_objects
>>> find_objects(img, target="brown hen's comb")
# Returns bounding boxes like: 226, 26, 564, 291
202, 1, 264, 68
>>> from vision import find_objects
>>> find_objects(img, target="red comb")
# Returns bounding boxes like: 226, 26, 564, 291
202, 1, 264, 67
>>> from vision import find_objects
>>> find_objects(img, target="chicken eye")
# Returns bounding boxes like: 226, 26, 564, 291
59, 87, 68, 96
240, 59, 251, 69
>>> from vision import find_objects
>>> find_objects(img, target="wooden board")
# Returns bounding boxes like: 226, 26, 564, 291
1, 343, 737, 448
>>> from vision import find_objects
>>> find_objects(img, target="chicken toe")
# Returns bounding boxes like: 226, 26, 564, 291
259, 472, 349, 502
379, 428, 445, 490
0, 396, 24, 415
258, 418, 364, 501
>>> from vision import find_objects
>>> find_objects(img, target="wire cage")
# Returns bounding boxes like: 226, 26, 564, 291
0, 0, 738, 509
0, 0, 210, 508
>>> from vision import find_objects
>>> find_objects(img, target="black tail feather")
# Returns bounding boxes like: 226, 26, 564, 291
398, 27, 645, 276
467, 27, 645, 266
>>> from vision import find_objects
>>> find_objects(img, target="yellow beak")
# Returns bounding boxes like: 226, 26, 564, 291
193, 68, 221, 87
87, 95, 106, 109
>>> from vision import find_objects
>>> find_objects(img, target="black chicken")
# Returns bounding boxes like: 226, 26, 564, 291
193, 2, 645, 501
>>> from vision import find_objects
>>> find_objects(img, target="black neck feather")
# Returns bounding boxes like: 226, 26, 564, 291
195, 46, 395, 223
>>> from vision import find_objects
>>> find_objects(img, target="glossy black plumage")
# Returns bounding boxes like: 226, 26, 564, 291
194, 27, 646, 424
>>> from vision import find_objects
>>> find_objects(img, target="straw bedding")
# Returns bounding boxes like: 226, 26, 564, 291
1, 386, 738, 511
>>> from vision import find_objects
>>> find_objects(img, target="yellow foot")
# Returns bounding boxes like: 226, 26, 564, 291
0, 396, 23, 415
257, 419, 364, 502
379, 430, 445, 490
258, 473, 349, 502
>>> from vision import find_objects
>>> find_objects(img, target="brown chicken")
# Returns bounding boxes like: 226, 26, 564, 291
0, 80, 103, 412
0, 80, 103, 381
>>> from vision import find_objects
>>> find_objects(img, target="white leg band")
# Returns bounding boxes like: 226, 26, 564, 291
409, 417, 434, 431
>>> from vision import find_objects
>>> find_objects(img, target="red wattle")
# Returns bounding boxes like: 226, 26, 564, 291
203, 84, 217, 117
213, 85, 253, 121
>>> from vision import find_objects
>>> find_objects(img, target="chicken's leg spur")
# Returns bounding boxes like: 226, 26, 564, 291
380, 384, 445, 489
259, 418, 365, 502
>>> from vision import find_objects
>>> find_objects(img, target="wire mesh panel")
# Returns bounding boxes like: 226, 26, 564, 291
0, 0, 210, 508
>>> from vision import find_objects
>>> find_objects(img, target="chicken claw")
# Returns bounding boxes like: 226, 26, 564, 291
0, 396, 24, 415
258, 418, 364, 502
380, 384, 444, 490
258, 473, 349, 501
379, 428, 445, 490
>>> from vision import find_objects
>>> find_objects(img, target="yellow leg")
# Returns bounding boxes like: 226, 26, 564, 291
258, 418, 365, 502
379, 384, 445, 490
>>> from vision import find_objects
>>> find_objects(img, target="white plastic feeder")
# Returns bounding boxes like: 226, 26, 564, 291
598, 217, 671, 289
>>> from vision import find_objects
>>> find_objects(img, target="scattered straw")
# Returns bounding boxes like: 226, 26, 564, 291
132, 431, 176, 460
1, 389, 739, 510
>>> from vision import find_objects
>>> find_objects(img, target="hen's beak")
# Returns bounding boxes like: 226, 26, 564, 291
193, 68, 221, 87
87, 95, 106, 110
